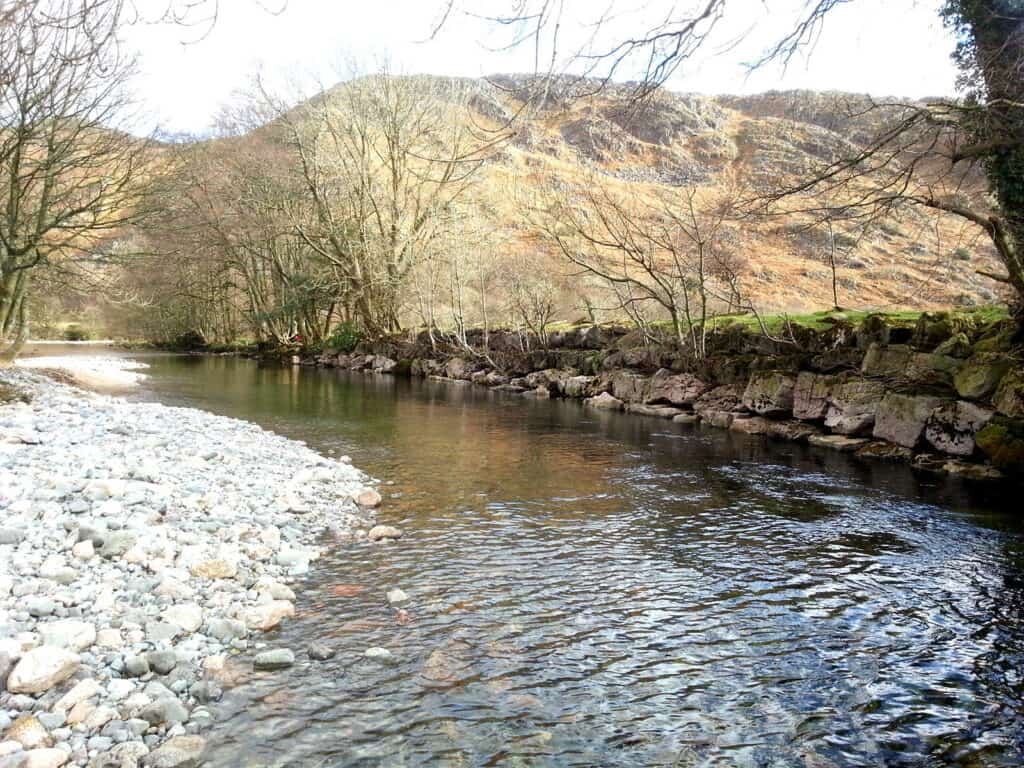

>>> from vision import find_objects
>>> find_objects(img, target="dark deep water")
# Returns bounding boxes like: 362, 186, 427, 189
48, 348, 1024, 766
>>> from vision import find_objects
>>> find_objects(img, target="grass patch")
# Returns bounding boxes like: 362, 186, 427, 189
708, 306, 1009, 334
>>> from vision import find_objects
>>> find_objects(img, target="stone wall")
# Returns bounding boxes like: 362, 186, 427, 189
303, 314, 1024, 482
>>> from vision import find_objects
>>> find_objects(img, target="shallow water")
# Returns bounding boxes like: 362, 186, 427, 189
50, 349, 1024, 766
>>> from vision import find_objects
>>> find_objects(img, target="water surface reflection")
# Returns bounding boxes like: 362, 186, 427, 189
129, 356, 1023, 767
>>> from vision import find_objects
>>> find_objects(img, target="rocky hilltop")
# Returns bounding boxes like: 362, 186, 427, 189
319, 75, 1001, 314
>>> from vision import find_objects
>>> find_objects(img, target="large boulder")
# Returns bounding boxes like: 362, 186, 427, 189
924, 401, 994, 456
993, 368, 1024, 417
954, 355, 1010, 401
645, 369, 708, 407
873, 393, 946, 448
6, 647, 79, 694
443, 358, 473, 380
862, 343, 960, 385
694, 385, 743, 418
742, 371, 796, 417
824, 377, 886, 435
561, 375, 595, 398
792, 371, 835, 421
606, 370, 649, 403
585, 392, 625, 411
975, 416, 1024, 472
861, 343, 914, 377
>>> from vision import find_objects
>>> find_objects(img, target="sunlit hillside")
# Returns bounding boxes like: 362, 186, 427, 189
318, 74, 1002, 317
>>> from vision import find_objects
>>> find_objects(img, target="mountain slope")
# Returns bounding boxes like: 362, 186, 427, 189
437, 76, 1004, 315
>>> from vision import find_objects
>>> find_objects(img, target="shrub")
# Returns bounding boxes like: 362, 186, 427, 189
324, 322, 363, 353
63, 324, 91, 341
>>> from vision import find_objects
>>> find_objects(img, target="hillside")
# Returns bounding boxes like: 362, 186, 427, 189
388, 75, 1005, 316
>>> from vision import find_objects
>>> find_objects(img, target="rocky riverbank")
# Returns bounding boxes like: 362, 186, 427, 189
303, 311, 1024, 482
0, 366, 389, 768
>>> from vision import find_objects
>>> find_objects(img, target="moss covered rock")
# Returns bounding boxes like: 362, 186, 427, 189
933, 332, 972, 358
954, 355, 1011, 401
793, 371, 836, 421
975, 416, 1024, 472
742, 371, 796, 417
861, 343, 914, 377
993, 368, 1024, 417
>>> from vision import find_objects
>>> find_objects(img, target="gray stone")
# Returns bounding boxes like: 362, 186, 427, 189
307, 643, 335, 661
27, 598, 57, 618
138, 698, 189, 727
0, 651, 12, 692
606, 371, 649, 404
141, 736, 206, 768
925, 400, 994, 456
146, 651, 177, 676
625, 403, 684, 419
188, 681, 222, 704
792, 371, 835, 421
0, 527, 26, 546
204, 619, 246, 643
645, 369, 707, 407
144, 622, 179, 643
253, 649, 295, 671
123, 655, 150, 678
363, 647, 397, 665
808, 434, 872, 453
861, 343, 914, 377
38, 620, 95, 652
584, 392, 624, 411
824, 377, 886, 435
386, 588, 409, 605
729, 416, 771, 435
366, 526, 403, 542
87, 735, 114, 752
99, 532, 137, 560
873, 393, 946, 449
742, 372, 796, 417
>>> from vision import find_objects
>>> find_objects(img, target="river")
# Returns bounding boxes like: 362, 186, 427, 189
24, 345, 1024, 766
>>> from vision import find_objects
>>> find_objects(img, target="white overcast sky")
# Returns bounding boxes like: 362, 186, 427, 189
123, 0, 961, 135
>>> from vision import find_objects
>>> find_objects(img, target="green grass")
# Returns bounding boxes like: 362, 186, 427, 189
708, 305, 1010, 334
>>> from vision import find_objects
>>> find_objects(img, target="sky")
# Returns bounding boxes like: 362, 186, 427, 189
123, 0, 962, 135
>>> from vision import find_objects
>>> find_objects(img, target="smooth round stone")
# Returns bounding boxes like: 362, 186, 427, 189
253, 649, 295, 671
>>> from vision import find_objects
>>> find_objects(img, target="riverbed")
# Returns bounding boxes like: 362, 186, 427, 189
26, 346, 1024, 767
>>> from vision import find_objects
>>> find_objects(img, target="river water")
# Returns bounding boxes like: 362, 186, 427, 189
29, 347, 1024, 766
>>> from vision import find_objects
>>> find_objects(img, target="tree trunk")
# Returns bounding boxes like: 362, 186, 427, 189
961, 1, 1024, 308
0, 270, 29, 362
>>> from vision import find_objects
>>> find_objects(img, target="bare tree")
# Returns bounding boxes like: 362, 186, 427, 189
531, 178, 748, 357
0, 0, 147, 360
265, 69, 505, 336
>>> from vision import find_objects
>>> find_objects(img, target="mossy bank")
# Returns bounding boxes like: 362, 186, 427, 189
298, 309, 1024, 483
